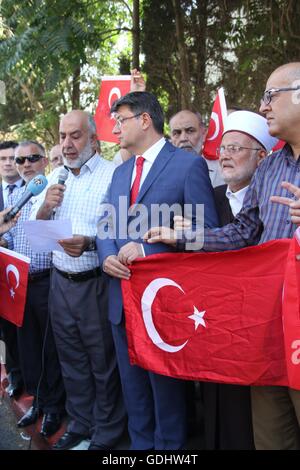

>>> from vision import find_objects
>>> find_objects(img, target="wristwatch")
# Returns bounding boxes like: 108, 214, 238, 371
86, 236, 96, 252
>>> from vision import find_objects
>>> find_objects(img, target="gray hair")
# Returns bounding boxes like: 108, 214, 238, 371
16, 140, 46, 156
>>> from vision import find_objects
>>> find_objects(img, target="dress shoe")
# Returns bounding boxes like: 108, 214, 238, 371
40, 413, 62, 437
17, 406, 41, 427
52, 431, 88, 450
88, 442, 110, 450
5, 382, 23, 398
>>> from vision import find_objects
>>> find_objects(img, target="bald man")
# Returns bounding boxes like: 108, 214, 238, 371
31, 110, 126, 450
169, 110, 224, 187
145, 63, 300, 450
49, 144, 63, 171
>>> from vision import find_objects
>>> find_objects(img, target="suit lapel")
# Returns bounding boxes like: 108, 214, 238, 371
135, 142, 174, 204
0, 185, 3, 211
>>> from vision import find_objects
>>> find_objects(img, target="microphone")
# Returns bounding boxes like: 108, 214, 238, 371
57, 166, 69, 185
4, 174, 48, 222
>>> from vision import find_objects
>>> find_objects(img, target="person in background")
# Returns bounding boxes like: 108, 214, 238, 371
49, 144, 63, 171
2, 140, 65, 438
169, 110, 224, 187
0, 140, 24, 399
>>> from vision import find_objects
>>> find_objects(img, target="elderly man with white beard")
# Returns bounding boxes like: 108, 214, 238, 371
30, 110, 126, 451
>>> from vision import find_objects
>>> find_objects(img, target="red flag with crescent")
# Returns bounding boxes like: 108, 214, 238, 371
94, 75, 131, 144
202, 87, 227, 160
122, 238, 300, 388
0, 247, 30, 326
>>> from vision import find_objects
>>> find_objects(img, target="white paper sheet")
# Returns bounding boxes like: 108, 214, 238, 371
22, 219, 73, 253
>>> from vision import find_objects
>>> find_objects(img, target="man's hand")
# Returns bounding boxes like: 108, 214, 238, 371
103, 255, 131, 280
118, 242, 144, 265
0, 207, 20, 235
270, 181, 300, 260
130, 69, 146, 92
58, 235, 90, 257
36, 184, 65, 219
174, 215, 192, 231
270, 181, 300, 225
143, 226, 177, 246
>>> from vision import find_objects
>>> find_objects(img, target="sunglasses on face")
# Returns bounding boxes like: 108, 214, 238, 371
15, 154, 44, 165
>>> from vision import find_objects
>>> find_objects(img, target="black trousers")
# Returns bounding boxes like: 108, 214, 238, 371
17, 275, 65, 413
0, 318, 23, 386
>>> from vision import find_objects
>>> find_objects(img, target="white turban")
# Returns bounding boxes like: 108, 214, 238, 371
223, 111, 278, 152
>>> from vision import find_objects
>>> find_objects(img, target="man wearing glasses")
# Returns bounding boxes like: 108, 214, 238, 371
144, 62, 300, 449
97, 91, 218, 450
2, 140, 65, 438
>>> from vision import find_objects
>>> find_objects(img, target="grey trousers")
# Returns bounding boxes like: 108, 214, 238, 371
49, 268, 126, 447
251, 385, 300, 450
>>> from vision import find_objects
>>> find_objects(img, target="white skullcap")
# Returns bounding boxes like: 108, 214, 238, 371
223, 111, 278, 152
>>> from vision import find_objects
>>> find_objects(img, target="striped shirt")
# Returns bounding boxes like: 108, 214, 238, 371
200, 144, 300, 251
30, 153, 115, 273
3, 185, 51, 273
177, 145, 300, 251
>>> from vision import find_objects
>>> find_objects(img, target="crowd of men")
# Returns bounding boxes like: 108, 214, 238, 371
0, 61, 300, 450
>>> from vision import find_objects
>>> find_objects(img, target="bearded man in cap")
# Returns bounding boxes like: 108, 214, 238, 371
202, 110, 276, 450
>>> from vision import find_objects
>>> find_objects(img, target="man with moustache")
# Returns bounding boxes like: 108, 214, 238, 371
169, 110, 224, 187
30, 110, 126, 450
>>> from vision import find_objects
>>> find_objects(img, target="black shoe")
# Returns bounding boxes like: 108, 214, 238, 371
5, 382, 23, 399
17, 406, 41, 427
40, 413, 62, 438
52, 431, 87, 450
88, 442, 110, 450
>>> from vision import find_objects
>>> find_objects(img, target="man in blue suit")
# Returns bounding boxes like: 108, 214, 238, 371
97, 92, 218, 450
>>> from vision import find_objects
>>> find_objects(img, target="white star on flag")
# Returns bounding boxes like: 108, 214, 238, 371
188, 307, 206, 330
10, 288, 15, 299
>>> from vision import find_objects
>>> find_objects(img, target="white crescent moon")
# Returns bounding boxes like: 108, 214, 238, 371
6, 264, 19, 289
141, 278, 188, 353
207, 112, 220, 141
108, 87, 121, 108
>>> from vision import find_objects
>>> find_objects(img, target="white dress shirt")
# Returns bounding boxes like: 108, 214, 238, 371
226, 185, 249, 217
30, 153, 115, 273
130, 137, 166, 189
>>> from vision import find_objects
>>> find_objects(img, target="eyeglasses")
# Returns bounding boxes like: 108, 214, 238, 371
0, 156, 15, 162
113, 113, 143, 130
15, 154, 44, 165
261, 85, 300, 105
217, 145, 261, 156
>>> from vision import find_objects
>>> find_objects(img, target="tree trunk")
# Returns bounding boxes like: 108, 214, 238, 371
72, 64, 81, 109
132, 0, 140, 69
172, 0, 191, 109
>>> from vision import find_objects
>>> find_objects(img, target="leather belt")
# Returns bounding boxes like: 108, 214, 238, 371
28, 269, 51, 282
55, 267, 101, 282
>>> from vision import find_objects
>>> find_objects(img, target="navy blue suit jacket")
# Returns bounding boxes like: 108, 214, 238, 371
97, 141, 218, 324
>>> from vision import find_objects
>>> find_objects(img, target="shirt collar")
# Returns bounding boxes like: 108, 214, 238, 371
135, 137, 166, 164
3, 178, 23, 190
226, 185, 249, 203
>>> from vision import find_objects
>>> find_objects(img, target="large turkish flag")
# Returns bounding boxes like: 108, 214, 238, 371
94, 75, 131, 144
0, 247, 30, 326
202, 87, 227, 160
122, 238, 297, 388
